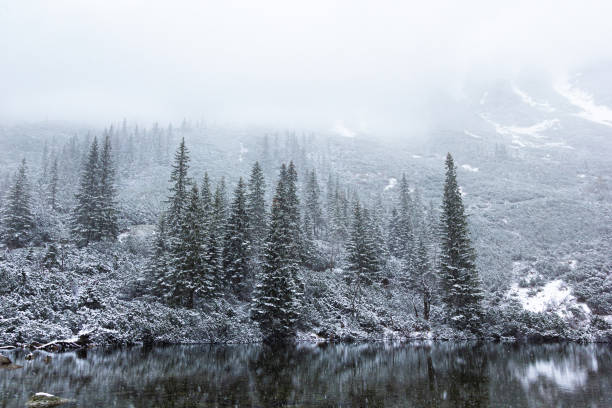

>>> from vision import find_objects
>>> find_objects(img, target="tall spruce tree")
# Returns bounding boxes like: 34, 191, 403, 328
304, 169, 322, 238
286, 162, 302, 274
251, 164, 300, 343
396, 173, 415, 262
1, 159, 34, 248
72, 137, 101, 246
99, 134, 118, 240
346, 201, 380, 297
199, 172, 218, 298
158, 138, 193, 305
246, 161, 267, 254
212, 178, 228, 276
439, 153, 483, 332
170, 184, 204, 308
166, 137, 191, 231
301, 211, 317, 268
48, 157, 59, 210
223, 178, 251, 298
149, 215, 169, 298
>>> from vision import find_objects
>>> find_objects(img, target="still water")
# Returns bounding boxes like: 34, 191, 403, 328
1, 343, 610, 407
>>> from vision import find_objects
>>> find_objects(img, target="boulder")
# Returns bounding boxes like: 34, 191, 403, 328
0, 354, 11, 365
26, 393, 71, 407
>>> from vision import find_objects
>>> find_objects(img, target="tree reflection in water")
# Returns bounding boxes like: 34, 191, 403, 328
1, 343, 610, 407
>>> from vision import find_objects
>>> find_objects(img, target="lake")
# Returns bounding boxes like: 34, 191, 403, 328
1, 343, 611, 407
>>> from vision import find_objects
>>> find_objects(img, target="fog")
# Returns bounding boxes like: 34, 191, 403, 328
1, 0, 611, 135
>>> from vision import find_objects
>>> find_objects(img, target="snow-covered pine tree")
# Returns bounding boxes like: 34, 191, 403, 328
286, 162, 302, 272
304, 169, 322, 238
251, 164, 301, 343
166, 137, 191, 232
439, 153, 483, 333
200, 172, 213, 215
223, 177, 251, 298
325, 172, 335, 236
212, 178, 228, 278
408, 238, 436, 320
345, 200, 380, 313
387, 207, 402, 257
346, 201, 380, 285
171, 183, 205, 308
246, 161, 267, 255
72, 137, 101, 246
160, 138, 194, 305
99, 134, 118, 240
396, 173, 415, 263
48, 157, 59, 210
301, 211, 317, 268
149, 215, 170, 297
1, 159, 34, 249
364, 204, 387, 273
199, 172, 219, 298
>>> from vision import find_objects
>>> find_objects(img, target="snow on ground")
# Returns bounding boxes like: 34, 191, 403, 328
512, 85, 555, 112
480, 114, 571, 149
500, 119, 560, 139
509, 279, 591, 319
411, 154, 422, 159
461, 164, 479, 172
384, 177, 397, 191
463, 130, 482, 139
332, 121, 356, 138
555, 78, 612, 128
577, 174, 587, 178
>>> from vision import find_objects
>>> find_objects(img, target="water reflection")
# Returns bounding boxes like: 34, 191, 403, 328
1, 343, 610, 407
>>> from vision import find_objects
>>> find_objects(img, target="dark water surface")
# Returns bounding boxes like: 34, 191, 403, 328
1, 343, 611, 407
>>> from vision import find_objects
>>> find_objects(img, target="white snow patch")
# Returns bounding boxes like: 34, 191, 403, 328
512, 85, 555, 112
461, 164, 479, 172
411, 154, 422, 159
238, 143, 248, 162
577, 174, 587, 178
509, 279, 591, 318
34, 393, 56, 398
331, 121, 356, 138
384, 177, 397, 191
481, 114, 571, 149
555, 78, 612, 127
458, 186, 466, 196
464, 130, 482, 139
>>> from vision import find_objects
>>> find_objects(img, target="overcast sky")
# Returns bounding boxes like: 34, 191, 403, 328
1, 0, 611, 134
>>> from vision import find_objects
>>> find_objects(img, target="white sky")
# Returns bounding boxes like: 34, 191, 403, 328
1, 0, 611, 133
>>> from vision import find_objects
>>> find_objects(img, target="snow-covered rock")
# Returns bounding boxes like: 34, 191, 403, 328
26, 392, 71, 407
